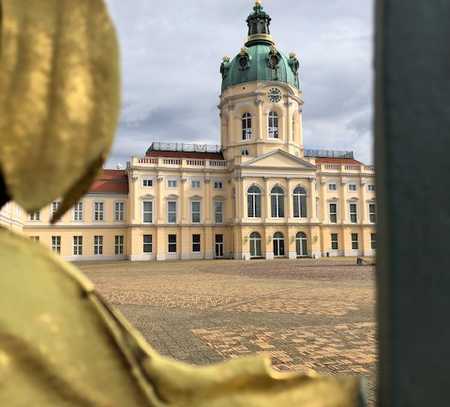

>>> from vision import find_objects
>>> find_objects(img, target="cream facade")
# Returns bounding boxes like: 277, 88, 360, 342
0, 1, 376, 262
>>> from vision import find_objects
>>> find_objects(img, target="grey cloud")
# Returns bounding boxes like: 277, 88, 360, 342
105, 0, 374, 167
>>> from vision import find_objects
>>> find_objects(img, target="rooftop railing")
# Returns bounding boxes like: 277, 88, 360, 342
304, 149, 355, 159
147, 142, 222, 154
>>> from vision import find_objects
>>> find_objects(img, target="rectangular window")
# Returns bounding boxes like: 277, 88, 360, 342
94, 202, 104, 221
30, 211, 40, 221
192, 234, 201, 253
369, 203, 377, 224
214, 181, 223, 189
191, 201, 201, 223
143, 235, 153, 253
115, 201, 125, 222
168, 201, 177, 224
94, 235, 103, 255
115, 235, 124, 255
191, 180, 201, 189
214, 201, 224, 224
371, 233, 377, 250
143, 178, 153, 187
349, 203, 358, 223
168, 234, 177, 253
328, 183, 337, 191
73, 201, 83, 221
143, 201, 153, 224
73, 236, 83, 256
168, 180, 177, 188
348, 184, 357, 192
51, 201, 61, 218
351, 233, 359, 250
30, 236, 40, 242
331, 233, 339, 250
329, 203, 338, 223
368, 184, 376, 192
52, 236, 61, 254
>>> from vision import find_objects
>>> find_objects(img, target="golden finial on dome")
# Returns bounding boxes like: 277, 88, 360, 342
255, 0, 262, 5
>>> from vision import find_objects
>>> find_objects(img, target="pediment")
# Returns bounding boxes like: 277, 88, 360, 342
241, 149, 316, 170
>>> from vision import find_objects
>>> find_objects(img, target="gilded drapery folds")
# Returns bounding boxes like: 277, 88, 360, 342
0, 0, 120, 222
0, 1, 363, 406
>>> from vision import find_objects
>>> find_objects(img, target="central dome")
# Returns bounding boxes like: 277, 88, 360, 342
220, 2, 301, 92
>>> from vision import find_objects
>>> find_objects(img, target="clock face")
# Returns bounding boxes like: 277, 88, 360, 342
268, 88, 282, 103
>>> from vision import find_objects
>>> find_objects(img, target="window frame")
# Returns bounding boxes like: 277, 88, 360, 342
191, 180, 201, 189
168, 234, 177, 253
30, 211, 41, 221
115, 235, 124, 255
143, 234, 153, 253
247, 185, 262, 218
293, 186, 307, 218
242, 112, 252, 140
271, 186, 285, 218
328, 183, 337, 191
114, 201, 125, 222
329, 203, 338, 224
51, 201, 61, 218
143, 178, 153, 188
214, 200, 224, 224
268, 111, 279, 139
142, 200, 153, 224
331, 233, 339, 250
167, 179, 178, 188
73, 201, 83, 222
349, 202, 358, 224
214, 181, 224, 189
371, 233, 377, 250
73, 236, 83, 256
192, 234, 201, 253
94, 235, 103, 256
249, 232, 262, 258
93, 201, 105, 222
351, 233, 359, 250
369, 203, 377, 224
51, 236, 61, 254
191, 200, 201, 224
167, 200, 177, 224
348, 184, 358, 192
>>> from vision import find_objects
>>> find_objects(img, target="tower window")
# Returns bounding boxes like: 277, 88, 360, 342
242, 113, 252, 140
268, 111, 279, 138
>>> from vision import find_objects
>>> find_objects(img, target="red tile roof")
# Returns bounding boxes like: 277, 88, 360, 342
89, 169, 129, 194
315, 157, 362, 165
146, 150, 224, 160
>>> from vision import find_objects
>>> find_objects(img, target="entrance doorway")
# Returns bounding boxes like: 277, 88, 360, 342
215, 234, 224, 258
273, 232, 285, 257
249, 232, 262, 258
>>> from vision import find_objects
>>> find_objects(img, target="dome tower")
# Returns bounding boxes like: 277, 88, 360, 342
219, 0, 304, 161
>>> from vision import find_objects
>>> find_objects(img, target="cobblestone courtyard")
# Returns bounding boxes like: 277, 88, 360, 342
79, 258, 376, 402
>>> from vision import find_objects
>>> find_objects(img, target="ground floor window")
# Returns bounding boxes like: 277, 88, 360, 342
115, 235, 124, 255
331, 233, 339, 250
94, 235, 103, 255
351, 233, 359, 250
371, 233, 376, 249
30, 236, 40, 242
192, 234, 201, 253
143, 235, 152, 253
296, 232, 308, 257
273, 232, 285, 257
249, 232, 262, 258
215, 234, 224, 258
52, 236, 61, 254
168, 234, 177, 253
73, 236, 83, 256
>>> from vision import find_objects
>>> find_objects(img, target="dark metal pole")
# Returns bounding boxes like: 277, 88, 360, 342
376, 0, 450, 405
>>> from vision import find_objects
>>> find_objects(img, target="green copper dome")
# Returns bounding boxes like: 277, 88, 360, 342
220, 2, 301, 92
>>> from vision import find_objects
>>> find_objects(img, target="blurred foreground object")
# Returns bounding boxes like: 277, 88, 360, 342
0, 0, 120, 222
0, 0, 362, 406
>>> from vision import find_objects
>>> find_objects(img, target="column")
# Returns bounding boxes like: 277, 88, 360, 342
204, 226, 214, 259
360, 180, 368, 224
264, 177, 271, 222
286, 177, 292, 221
156, 227, 166, 261
130, 175, 139, 223
340, 179, 347, 224
309, 177, 318, 222
181, 227, 190, 260
288, 225, 296, 259
256, 96, 264, 141
180, 177, 187, 223
156, 176, 164, 224
204, 177, 211, 224
233, 177, 240, 223
265, 227, 274, 260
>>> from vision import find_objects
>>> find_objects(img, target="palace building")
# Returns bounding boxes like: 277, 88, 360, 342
0, 1, 376, 261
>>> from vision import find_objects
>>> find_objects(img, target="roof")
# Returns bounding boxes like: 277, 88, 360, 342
146, 150, 224, 160
89, 169, 129, 194
315, 157, 362, 165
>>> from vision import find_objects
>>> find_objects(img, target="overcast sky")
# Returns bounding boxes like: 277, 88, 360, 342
105, 0, 374, 167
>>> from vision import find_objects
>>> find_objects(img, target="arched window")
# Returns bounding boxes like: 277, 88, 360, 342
271, 186, 285, 218
249, 232, 262, 258
268, 111, 279, 138
242, 113, 252, 140
296, 232, 308, 257
293, 186, 307, 218
248, 186, 262, 218
273, 232, 285, 257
